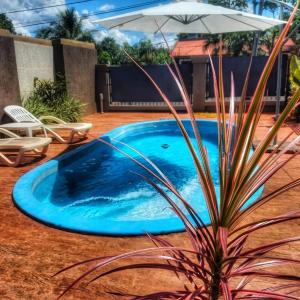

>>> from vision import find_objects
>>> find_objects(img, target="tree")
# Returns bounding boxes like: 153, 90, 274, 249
36, 8, 94, 42
292, 15, 300, 44
209, 0, 248, 10
224, 32, 254, 55
136, 39, 155, 64
258, 27, 279, 54
285, 12, 300, 44
204, 31, 255, 56
0, 13, 16, 34
135, 39, 170, 64
177, 33, 202, 41
117, 42, 139, 65
260, 1, 278, 17
191, 0, 252, 56
207, 0, 300, 56
204, 0, 300, 56
96, 37, 122, 65
35, 26, 55, 39
96, 37, 171, 65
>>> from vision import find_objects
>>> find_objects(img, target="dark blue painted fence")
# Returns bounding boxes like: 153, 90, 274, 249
108, 56, 288, 105
206, 55, 288, 98
109, 63, 193, 103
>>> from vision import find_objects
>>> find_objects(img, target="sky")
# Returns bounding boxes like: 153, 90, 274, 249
0, 0, 176, 45
0, 0, 284, 46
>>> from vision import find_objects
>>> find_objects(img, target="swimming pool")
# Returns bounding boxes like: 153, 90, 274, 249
13, 120, 263, 236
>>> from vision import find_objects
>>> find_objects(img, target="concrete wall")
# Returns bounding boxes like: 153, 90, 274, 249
14, 37, 54, 99
95, 64, 110, 112
53, 39, 97, 114
192, 57, 208, 112
0, 30, 21, 122
0, 31, 97, 123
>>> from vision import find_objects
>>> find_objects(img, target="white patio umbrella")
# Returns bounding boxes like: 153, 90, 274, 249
93, 0, 285, 34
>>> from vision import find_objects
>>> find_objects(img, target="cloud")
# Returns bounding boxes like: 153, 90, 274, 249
0, 0, 149, 47
99, 4, 115, 12
94, 29, 132, 44
144, 33, 177, 48
0, 0, 66, 36
80, 11, 132, 45
81, 13, 97, 31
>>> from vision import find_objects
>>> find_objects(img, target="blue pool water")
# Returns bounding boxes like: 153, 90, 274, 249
13, 120, 263, 235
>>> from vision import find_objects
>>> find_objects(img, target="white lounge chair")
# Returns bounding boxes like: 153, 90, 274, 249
0, 128, 51, 167
4, 105, 92, 144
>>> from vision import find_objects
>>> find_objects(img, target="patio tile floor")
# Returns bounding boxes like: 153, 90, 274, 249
0, 112, 299, 299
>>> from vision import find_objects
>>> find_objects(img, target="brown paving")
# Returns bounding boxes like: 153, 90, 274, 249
0, 112, 299, 300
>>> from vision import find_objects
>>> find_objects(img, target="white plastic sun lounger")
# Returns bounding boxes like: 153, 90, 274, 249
0, 128, 51, 167
4, 105, 92, 144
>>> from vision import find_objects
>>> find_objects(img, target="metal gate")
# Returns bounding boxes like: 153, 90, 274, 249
206, 55, 289, 99
108, 63, 193, 108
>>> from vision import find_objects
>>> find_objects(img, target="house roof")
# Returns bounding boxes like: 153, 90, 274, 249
171, 38, 296, 57
282, 38, 296, 52
171, 39, 222, 57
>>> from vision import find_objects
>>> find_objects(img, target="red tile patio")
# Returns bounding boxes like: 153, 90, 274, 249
0, 112, 299, 299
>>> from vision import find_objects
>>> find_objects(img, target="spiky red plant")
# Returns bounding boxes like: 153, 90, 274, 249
56, 3, 300, 299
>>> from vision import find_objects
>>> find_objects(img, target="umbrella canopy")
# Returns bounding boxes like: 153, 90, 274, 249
93, 0, 285, 34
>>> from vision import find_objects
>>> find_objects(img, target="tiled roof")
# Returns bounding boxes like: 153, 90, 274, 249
282, 38, 296, 52
171, 39, 227, 57
171, 38, 296, 57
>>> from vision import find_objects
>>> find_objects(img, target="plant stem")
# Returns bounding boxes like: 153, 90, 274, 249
211, 251, 223, 300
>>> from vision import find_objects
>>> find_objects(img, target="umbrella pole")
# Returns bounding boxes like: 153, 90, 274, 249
252, 0, 263, 57
252, 31, 260, 56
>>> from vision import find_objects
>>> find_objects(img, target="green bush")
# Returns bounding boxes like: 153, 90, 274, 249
289, 55, 300, 122
23, 77, 84, 122
22, 94, 51, 118
290, 55, 300, 91
32, 76, 66, 105
50, 95, 84, 123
